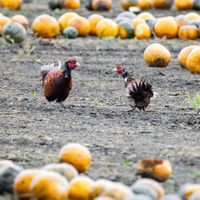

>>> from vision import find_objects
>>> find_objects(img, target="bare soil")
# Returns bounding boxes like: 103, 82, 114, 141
1, 0, 200, 198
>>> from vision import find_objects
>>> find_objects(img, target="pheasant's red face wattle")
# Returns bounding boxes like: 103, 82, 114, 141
117, 66, 123, 74
68, 60, 76, 69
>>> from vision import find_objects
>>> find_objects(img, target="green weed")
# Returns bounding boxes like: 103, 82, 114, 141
94, 98, 101, 109
180, 90, 200, 109
190, 171, 200, 177
121, 160, 133, 166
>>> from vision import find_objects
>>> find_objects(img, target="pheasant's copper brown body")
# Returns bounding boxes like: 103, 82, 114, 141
41, 60, 80, 103
115, 66, 153, 111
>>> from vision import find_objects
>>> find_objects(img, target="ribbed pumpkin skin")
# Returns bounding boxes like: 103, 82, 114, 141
88, 14, 104, 35
185, 12, 200, 21
58, 12, 79, 33
175, 15, 190, 29
89, 179, 113, 199
133, 178, 165, 198
67, 16, 90, 37
118, 20, 134, 39
59, 0, 81, 9
68, 176, 94, 200
175, 0, 194, 10
2, 22, 27, 43
138, 0, 152, 10
152, 0, 173, 9
132, 18, 146, 29
0, 16, 11, 35
137, 12, 155, 20
154, 17, 178, 39
96, 19, 119, 38
0, 0, 23, 10
29, 171, 69, 200
32, 14, 60, 38
187, 47, 200, 74
178, 25, 198, 40
58, 143, 91, 173
178, 46, 197, 69
135, 24, 151, 39
92, 0, 112, 11
144, 43, 171, 68
11, 15, 29, 30
14, 169, 41, 200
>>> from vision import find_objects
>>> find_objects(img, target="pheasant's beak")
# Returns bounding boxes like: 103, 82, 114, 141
76, 62, 81, 67
112, 68, 118, 72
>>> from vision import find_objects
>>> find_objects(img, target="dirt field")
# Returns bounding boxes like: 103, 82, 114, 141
1, 0, 200, 198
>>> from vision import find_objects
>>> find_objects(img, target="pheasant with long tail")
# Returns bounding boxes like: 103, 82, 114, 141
113, 66, 153, 111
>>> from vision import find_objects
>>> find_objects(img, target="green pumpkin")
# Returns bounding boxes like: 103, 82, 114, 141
0, 165, 23, 194
117, 11, 137, 19
2, 22, 26, 43
115, 17, 133, 24
118, 20, 135, 38
63, 27, 78, 39
130, 184, 157, 200
42, 163, 78, 181
193, 0, 200, 10
48, 0, 62, 10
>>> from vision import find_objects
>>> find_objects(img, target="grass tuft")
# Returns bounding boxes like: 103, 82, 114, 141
180, 90, 200, 109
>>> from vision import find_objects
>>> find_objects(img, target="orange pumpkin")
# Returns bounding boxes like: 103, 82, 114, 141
175, 15, 190, 29
67, 16, 90, 37
58, 12, 79, 33
137, 159, 172, 182
185, 12, 200, 21
137, 12, 155, 20
0, 0, 23, 10
121, 0, 138, 11
0, 160, 14, 168
154, 17, 178, 39
152, 0, 173, 9
144, 43, 171, 68
88, 14, 104, 36
175, 0, 194, 10
138, 0, 152, 10
92, 0, 112, 11
32, 14, 60, 38
30, 171, 69, 200
58, 143, 91, 173
187, 47, 200, 74
89, 179, 114, 199
178, 183, 200, 200
59, 0, 81, 9
11, 14, 29, 30
178, 25, 198, 40
96, 18, 119, 38
133, 178, 165, 198
14, 169, 41, 200
178, 46, 198, 69
68, 176, 94, 200
135, 23, 151, 39
0, 16, 11, 35
132, 18, 146, 29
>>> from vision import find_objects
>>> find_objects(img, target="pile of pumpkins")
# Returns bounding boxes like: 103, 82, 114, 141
28, 11, 200, 40
0, 13, 28, 43
0, 142, 200, 200
121, 0, 200, 11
